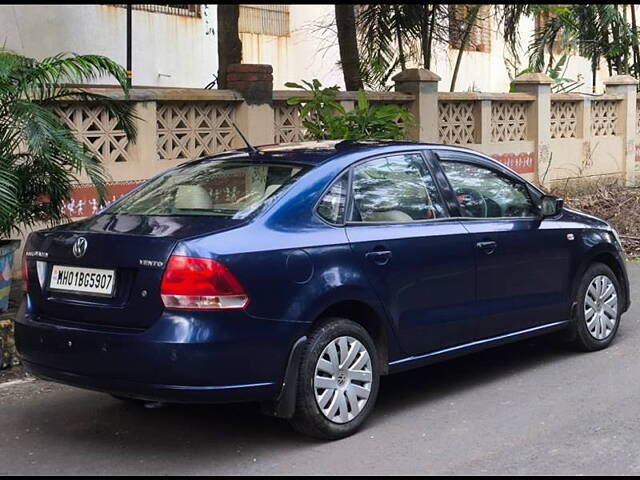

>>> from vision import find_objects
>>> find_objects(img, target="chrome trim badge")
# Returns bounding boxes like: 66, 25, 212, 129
24, 250, 48, 258
72, 237, 88, 258
139, 259, 164, 268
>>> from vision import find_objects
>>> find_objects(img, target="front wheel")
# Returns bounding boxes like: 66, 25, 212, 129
570, 263, 622, 351
289, 317, 380, 440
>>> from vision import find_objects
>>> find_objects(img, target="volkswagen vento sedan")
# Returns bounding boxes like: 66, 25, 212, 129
16, 141, 630, 439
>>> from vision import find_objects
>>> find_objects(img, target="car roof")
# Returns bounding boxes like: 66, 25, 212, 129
190, 141, 527, 183
194, 140, 425, 166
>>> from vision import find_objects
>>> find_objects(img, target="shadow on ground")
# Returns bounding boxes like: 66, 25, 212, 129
14, 333, 583, 463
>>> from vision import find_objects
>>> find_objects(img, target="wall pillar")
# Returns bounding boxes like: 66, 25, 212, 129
227, 64, 275, 147
234, 103, 275, 147
604, 75, 638, 186
340, 99, 355, 112
511, 73, 553, 187
127, 101, 159, 178
476, 99, 492, 144
392, 69, 441, 142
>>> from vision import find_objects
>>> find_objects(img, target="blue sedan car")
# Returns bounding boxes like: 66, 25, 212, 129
16, 140, 630, 439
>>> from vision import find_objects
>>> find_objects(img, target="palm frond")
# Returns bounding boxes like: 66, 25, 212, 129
0, 48, 131, 238
10, 52, 130, 100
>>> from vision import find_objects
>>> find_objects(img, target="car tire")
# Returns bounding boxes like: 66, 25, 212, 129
569, 262, 622, 351
289, 317, 380, 440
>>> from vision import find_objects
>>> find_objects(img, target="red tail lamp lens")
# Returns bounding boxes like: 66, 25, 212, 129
160, 255, 248, 310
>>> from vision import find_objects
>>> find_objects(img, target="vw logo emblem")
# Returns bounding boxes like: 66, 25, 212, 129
72, 237, 88, 258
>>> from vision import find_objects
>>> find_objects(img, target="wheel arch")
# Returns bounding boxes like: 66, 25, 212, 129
312, 299, 391, 376
571, 247, 628, 314
267, 296, 392, 420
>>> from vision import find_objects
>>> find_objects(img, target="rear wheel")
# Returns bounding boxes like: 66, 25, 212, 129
289, 317, 380, 440
570, 263, 621, 351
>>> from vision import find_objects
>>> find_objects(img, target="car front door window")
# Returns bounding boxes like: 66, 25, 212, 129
441, 161, 537, 218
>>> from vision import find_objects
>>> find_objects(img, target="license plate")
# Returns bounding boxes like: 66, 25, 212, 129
49, 265, 116, 297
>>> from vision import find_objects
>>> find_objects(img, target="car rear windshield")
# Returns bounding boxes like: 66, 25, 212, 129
103, 160, 311, 218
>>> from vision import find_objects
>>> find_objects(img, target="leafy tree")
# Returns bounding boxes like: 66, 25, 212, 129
512, 53, 577, 93
285, 79, 413, 140
496, 5, 552, 77
528, 5, 638, 91
449, 4, 483, 92
355, 4, 450, 90
0, 50, 136, 238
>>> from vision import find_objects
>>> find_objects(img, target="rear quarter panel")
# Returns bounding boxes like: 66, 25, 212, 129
176, 152, 406, 360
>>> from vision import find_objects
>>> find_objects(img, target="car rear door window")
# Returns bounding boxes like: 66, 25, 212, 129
441, 160, 537, 218
349, 153, 446, 223
317, 174, 348, 224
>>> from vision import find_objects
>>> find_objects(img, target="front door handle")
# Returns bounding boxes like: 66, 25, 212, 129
476, 240, 497, 255
365, 250, 393, 265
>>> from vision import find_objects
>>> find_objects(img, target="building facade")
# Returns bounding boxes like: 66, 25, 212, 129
1, 4, 218, 88
0, 4, 626, 93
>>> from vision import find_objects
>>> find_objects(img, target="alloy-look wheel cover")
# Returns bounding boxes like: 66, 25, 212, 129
314, 336, 373, 424
584, 274, 618, 341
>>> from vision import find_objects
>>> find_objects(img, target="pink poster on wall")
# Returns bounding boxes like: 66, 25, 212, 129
491, 152, 536, 174
62, 180, 145, 218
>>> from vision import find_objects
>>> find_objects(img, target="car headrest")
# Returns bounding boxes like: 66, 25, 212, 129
363, 210, 413, 222
263, 184, 281, 199
174, 185, 214, 210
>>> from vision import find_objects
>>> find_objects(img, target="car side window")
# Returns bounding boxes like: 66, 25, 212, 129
349, 153, 446, 223
440, 160, 537, 218
317, 174, 348, 224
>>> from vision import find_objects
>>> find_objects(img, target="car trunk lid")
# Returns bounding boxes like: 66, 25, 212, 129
24, 214, 245, 330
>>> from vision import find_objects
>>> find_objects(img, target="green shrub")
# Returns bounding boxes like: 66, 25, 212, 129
285, 79, 413, 141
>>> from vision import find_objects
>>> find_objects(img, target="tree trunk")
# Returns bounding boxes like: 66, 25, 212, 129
420, 6, 429, 68
335, 4, 363, 91
622, 4, 629, 72
393, 5, 406, 70
425, 6, 437, 69
611, 10, 624, 74
217, 4, 242, 90
420, 6, 435, 69
450, 5, 481, 92
631, 6, 640, 78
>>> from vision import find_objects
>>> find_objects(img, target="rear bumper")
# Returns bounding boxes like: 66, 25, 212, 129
15, 300, 308, 404
21, 359, 277, 404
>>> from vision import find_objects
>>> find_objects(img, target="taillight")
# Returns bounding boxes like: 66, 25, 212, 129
22, 255, 28, 292
160, 255, 249, 310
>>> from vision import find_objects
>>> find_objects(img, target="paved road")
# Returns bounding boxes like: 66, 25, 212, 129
1, 264, 640, 475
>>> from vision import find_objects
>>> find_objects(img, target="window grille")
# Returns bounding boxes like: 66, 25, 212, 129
239, 5, 290, 36
111, 5, 201, 18
448, 5, 492, 53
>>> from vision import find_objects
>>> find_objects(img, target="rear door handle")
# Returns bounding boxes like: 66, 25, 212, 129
365, 250, 393, 265
476, 240, 497, 254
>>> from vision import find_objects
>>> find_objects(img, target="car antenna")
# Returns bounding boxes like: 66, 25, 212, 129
230, 120, 259, 155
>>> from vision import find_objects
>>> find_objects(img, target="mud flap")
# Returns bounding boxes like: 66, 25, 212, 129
260, 336, 307, 419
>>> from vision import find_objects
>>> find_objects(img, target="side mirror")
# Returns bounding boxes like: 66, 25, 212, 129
540, 195, 564, 218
